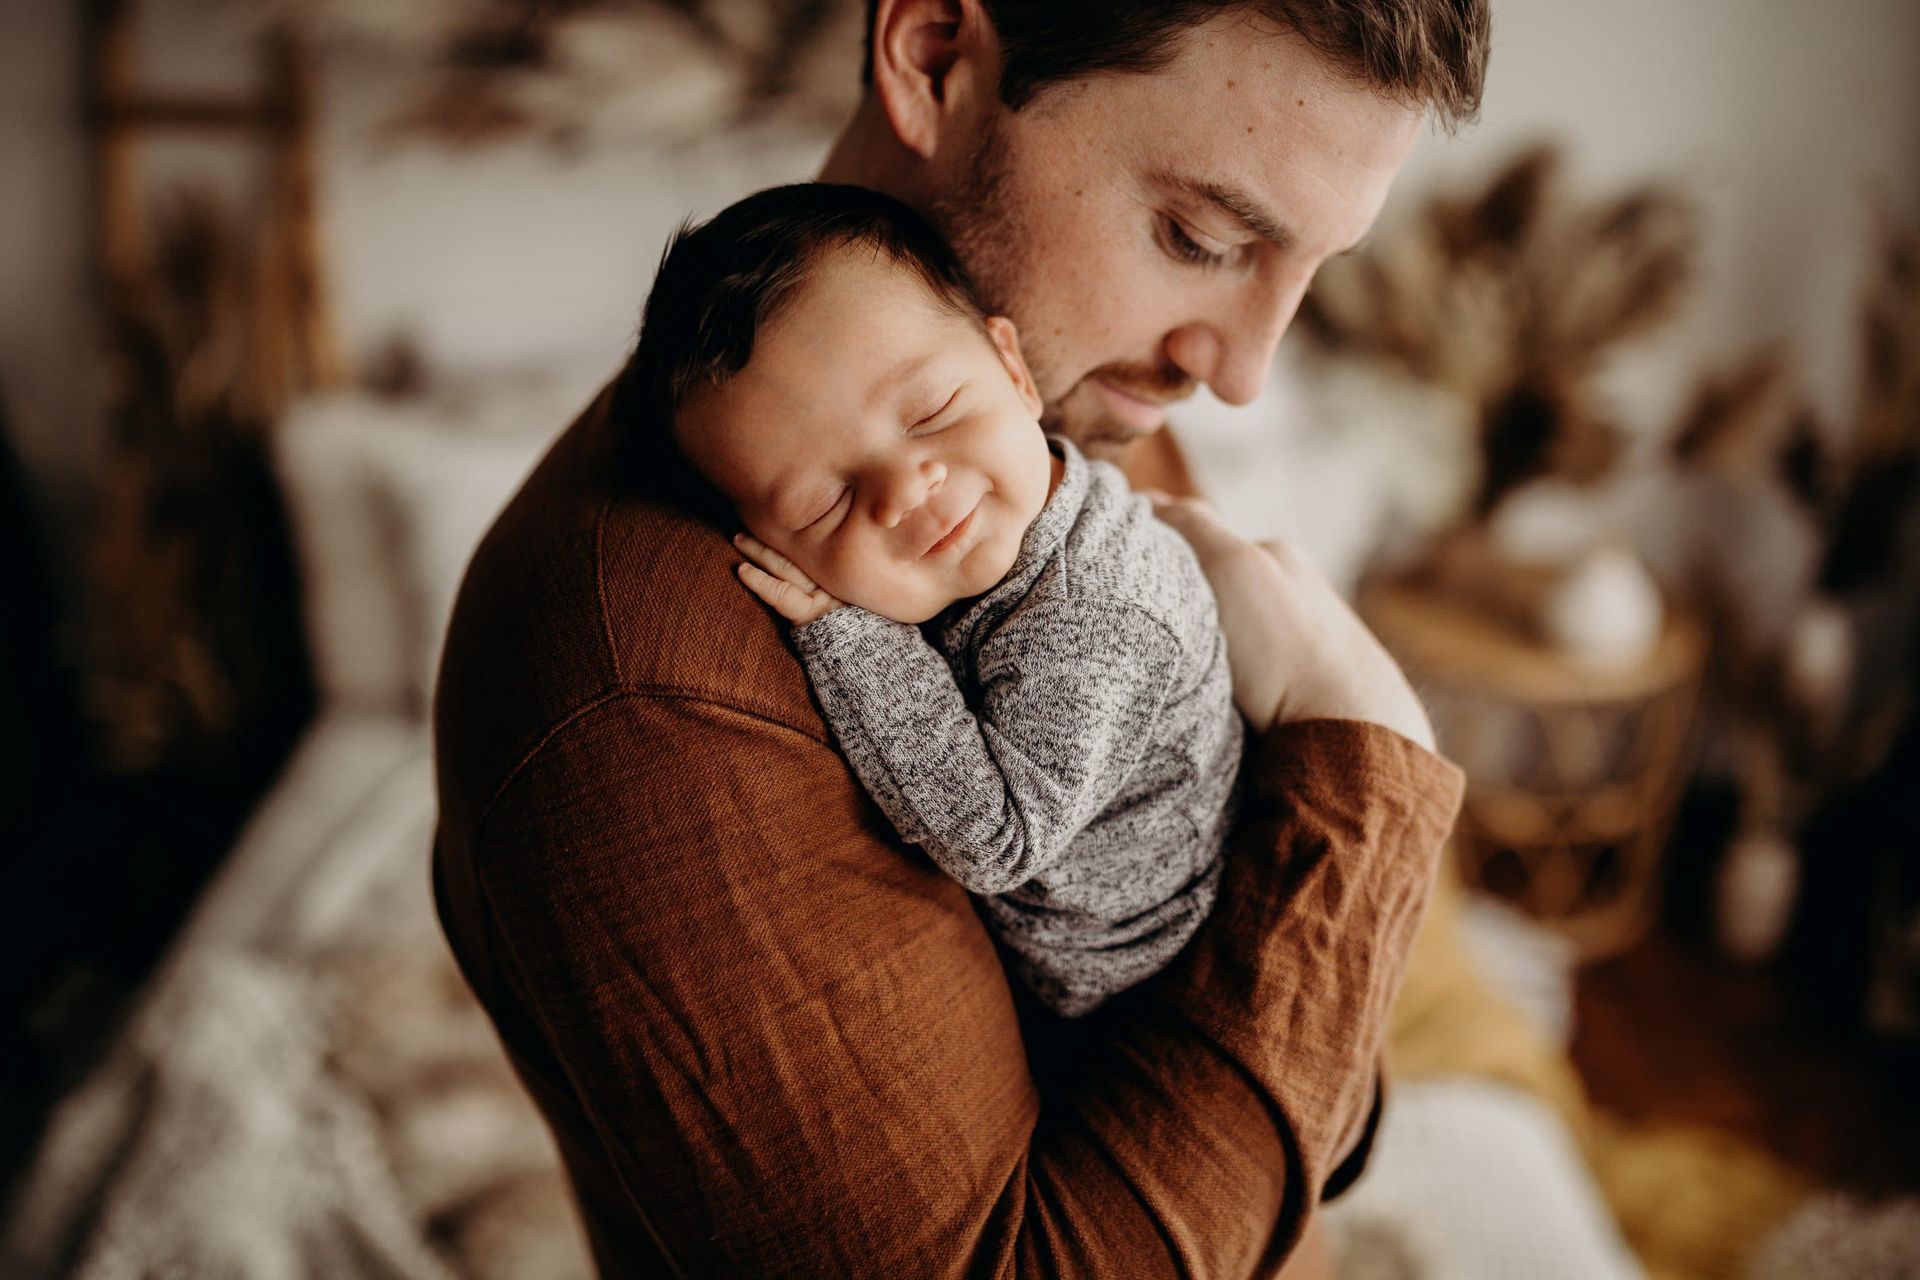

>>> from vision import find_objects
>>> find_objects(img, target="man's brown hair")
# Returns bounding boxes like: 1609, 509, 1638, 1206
864, 0, 1491, 132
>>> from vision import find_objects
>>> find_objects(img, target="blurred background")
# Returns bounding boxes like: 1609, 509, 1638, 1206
1, 1, 1916, 1276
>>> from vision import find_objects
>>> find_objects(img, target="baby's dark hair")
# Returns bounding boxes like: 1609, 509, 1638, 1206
624, 183, 987, 444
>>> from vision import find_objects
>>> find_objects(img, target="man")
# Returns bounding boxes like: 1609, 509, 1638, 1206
432, 1, 1488, 1275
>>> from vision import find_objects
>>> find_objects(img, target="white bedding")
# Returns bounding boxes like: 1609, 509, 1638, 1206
166, 713, 433, 961
1, 714, 415, 1272
0, 713, 594, 1280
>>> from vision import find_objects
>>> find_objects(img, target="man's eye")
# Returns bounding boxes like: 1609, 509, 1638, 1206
1160, 215, 1227, 268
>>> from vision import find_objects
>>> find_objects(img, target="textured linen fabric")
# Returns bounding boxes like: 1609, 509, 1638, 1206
431, 381, 1467, 1278
792, 434, 1242, 1017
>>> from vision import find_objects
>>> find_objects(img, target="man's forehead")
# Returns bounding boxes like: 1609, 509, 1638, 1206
1062, 16, 1424, 192
1090, 56, 1417, 251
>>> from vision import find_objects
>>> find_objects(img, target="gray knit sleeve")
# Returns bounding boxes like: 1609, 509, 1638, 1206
792, 601, 1183, 895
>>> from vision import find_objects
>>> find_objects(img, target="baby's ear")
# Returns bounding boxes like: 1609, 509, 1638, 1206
984, 316, 1043, 418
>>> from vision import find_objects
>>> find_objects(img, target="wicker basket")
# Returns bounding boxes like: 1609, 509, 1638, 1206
1361, 577, 1707, 960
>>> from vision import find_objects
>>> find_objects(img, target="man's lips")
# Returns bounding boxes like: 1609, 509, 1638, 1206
921, 501, 979, 558
1091, 378, 1187, 432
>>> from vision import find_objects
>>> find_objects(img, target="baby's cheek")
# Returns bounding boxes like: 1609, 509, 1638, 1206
809, 543, 864, 603
833, 558, 932, 624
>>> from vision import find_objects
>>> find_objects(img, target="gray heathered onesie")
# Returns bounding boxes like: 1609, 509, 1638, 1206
791, 434, 1244, 1017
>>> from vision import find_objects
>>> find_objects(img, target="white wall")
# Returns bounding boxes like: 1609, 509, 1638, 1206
315, 61, 831, 379
4, 1, 1918, 546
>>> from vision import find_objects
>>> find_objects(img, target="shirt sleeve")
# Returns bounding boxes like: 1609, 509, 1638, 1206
791, 601, 1181, 896
464, 694, 1463, 1279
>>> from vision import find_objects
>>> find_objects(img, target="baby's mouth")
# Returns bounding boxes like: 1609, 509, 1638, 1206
921, 500, 980, 558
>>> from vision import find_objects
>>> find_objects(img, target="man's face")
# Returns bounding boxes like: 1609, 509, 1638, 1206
675, 245, 1055, 625
924, 14, 1425, 458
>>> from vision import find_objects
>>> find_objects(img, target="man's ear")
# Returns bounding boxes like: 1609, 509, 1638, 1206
984, 315, 1043, 418
870, 0, 993, 161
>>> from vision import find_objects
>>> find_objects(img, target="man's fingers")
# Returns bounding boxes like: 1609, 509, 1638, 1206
1144, 492, 1217, 523
1145, 493, 1245, 561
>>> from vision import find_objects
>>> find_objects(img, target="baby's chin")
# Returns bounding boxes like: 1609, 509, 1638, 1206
843, 582, 972, 627
841, 539, 1022, 626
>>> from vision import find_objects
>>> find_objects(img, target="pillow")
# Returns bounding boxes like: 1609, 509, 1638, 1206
274, 369, 601, 717
1323, 1078, 1645, 1280
274, 395, 421, 715
364, 422, 556, 709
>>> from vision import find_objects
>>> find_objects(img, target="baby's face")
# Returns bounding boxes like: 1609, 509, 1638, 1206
676, 245, 1056, 624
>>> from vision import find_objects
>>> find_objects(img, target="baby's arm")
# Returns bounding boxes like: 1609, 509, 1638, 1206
797, 602, 1182, 895
734, 534, 1181, 895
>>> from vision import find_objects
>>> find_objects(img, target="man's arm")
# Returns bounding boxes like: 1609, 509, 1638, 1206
472, 690, 1462, 1277
792, 600, 1180, 896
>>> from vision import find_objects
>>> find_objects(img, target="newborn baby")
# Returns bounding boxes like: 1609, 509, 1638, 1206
629, 183, 1242, 1017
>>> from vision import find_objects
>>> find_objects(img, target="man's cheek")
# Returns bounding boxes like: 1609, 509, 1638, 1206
1059, 256, 1149, 360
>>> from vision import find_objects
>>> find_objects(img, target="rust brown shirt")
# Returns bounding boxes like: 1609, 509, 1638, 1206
431, 382, 1466, 1278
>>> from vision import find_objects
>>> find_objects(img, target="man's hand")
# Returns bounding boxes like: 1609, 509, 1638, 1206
733, 532, 844, 627
1143, 492, 1435, 750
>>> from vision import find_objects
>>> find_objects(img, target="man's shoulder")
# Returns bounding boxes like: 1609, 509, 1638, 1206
434, 382, 824, 832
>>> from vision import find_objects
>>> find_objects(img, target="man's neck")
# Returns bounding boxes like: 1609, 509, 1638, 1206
817, 96, 917, 199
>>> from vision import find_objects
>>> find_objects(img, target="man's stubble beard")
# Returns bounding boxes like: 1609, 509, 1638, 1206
928, 116, 1195, 460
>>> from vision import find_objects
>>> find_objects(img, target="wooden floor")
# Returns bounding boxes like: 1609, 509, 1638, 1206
1570, 927, 1920, 1199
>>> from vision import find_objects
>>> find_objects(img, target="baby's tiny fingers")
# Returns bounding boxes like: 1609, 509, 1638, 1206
736, 559, 785, 602
737, 560, 816, 622
737, 559, 783, 598
733, 532, 819, 590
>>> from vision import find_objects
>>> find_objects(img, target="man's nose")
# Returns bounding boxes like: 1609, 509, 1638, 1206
1165, 273, 1309, 407
873, 457, 946, 528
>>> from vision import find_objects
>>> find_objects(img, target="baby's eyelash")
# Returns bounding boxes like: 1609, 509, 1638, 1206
913, 389, 960, 428
801, 488, 846, 530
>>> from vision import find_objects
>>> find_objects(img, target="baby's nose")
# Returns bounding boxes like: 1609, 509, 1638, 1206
879, 460, 946, 528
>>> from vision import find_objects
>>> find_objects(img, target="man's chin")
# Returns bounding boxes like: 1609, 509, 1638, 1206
1040, 386, 1164, 461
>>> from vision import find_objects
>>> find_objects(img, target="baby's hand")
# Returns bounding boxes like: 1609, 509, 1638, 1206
732, 532, 844, 626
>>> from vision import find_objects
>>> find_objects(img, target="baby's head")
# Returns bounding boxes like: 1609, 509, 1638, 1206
634, 183, 1055, 625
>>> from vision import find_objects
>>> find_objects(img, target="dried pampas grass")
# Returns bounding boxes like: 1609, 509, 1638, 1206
1302, 142, 1696, 524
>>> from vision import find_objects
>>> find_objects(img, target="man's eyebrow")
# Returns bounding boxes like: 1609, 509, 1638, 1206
1154, 170, 1367, 256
